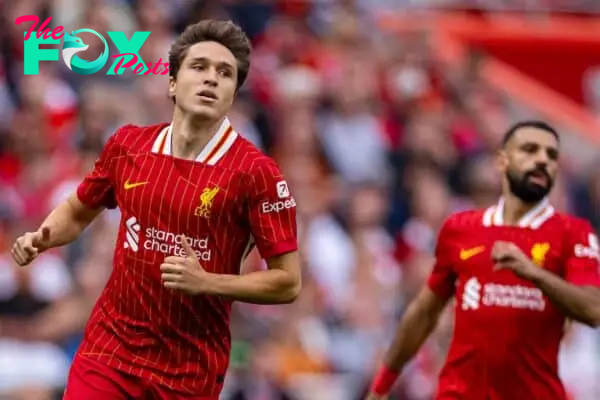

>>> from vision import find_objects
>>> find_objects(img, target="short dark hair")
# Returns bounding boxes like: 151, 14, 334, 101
168, 20, 251, 90
502, 120, 559, 146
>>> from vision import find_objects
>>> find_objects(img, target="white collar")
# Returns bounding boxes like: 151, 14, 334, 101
151, 117, 238, 165
483, 197, 554, 229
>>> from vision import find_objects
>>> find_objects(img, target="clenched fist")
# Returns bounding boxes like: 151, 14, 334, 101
11, 227, 51, 266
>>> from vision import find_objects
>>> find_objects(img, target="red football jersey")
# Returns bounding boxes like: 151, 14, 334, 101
75, 118, 297, 396
427, 198, 600, 400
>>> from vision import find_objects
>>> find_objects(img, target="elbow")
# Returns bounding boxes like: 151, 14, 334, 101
579, 305, 600, 328
588, 309, 600, 328
279, 276, 302, 304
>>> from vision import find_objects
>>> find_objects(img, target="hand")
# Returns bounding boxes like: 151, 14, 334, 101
492, 241, 538, 279
11, 227, 51, 266
160, 235, 211, 295
365, 393, 388, 400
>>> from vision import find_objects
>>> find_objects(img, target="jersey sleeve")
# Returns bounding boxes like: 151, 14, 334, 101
427, 217, 458, 300
76, 131, 120, 209
246, 161, 298, 260
564, 219, 600, 287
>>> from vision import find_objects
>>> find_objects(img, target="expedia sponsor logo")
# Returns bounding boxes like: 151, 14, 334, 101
261, 198, 296, 214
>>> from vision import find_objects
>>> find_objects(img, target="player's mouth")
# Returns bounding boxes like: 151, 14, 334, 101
526, 170, 550, 187
196, 90, 218, 103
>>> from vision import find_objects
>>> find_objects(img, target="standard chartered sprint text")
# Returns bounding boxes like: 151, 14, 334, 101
483, 283, 545, 311
144, 227, 211, 260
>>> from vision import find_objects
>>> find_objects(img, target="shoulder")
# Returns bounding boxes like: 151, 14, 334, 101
435, 209, 485, 246
232, 136, 282, 177
551, 212, 596, 234
108, 123, 168, 152
441, 209, 486, 233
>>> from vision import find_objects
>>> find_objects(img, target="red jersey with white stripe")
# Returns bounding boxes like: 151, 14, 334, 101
75, 118, 297, 396
427, 198, 600, 400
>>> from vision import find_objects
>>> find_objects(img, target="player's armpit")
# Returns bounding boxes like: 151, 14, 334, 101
204, 251, 301, 304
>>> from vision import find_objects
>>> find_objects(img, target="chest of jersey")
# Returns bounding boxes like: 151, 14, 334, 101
113, 153, 247, 267
451, 225, 566, 324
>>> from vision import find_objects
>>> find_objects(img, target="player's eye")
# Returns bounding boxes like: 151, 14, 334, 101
521, 144, 537, 153
192, 64, 205, 71
547, 149, 559, 160
218, 69, 232, 78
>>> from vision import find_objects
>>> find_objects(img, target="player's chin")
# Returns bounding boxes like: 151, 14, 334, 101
188, 103, 221, 119
523, 183, 551, 200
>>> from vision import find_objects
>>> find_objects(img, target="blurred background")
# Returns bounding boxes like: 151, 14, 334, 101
2, 0, 600, 399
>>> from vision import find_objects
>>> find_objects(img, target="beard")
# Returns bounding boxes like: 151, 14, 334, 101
506, 167, 553, 203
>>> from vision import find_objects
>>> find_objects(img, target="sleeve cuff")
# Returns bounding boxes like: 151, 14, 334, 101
427, 278, 455, 300
568, 274, 600, 287
259, 239, 298, 260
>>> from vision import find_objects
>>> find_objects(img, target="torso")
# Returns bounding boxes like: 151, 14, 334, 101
78, 121, 270, 395
436, 201, 572, 400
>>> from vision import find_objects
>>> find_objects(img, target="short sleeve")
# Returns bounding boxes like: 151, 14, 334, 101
564, 219, 600, 287
76, 133, 119, 209
427, 218, 458, 300
247, 161, 298, 260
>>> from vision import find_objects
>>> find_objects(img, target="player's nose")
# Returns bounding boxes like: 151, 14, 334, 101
533, 149, 551, 165
202, 68, 218, 87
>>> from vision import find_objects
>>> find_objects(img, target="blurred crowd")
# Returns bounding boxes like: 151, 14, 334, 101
1, 1, 600, 399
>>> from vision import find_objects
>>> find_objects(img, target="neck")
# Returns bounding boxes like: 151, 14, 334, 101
171, 108, 225, 160
502, 193, 541, 226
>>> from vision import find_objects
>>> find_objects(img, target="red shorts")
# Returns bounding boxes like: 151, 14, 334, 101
64, 354, 218, 400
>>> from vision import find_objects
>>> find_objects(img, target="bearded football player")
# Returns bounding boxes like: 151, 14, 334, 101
367, 121, 600, 400
11, 20, 301, 399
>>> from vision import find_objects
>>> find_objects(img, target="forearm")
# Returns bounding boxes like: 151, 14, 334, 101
529, 268, 600, 326
40, 195, 102, 248
204, 269, 300, 304
383, 296, 441, 370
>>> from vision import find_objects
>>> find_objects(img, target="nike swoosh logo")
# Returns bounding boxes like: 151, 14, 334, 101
460, 246, 485, 261
124, 180, 148, 190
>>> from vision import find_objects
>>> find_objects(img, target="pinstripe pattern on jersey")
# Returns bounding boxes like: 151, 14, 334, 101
76, 122, 298, 396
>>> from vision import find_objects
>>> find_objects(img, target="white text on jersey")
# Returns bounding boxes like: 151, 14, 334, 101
261, 198, 296, 214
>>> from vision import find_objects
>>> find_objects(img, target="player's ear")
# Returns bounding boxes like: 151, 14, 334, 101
168, 76, 176, 101
495, 149, 508, 173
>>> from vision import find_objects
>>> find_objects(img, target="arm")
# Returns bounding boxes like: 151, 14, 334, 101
530, 222, 600, 326
12, 131, 118, 266
494, 221, 600, 327
528, 269, 600, 327
208, 163, 300, 304
12, 194, 104, 266
369, 218, 457, 397
39, 194, 103, 248
161, 161, 301, 303
203, 250, 301, 304
381, 287, 449, 370
368, 288, 449, 398
161, 239, 301, 304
